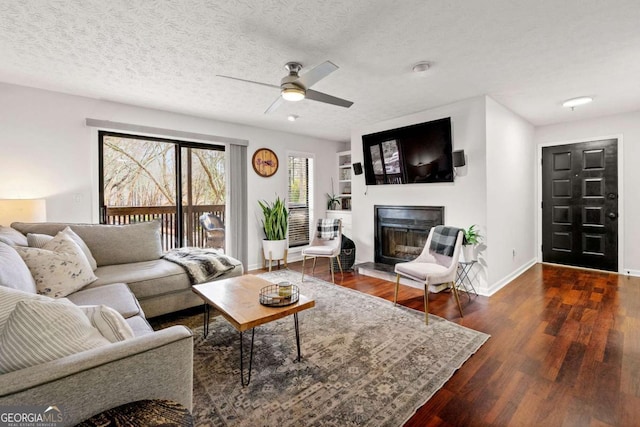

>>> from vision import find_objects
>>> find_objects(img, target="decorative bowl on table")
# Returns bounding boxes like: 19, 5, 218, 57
259, 282, 300, 307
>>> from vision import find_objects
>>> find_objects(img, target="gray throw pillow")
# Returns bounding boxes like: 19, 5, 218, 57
0, 242, 36, 293
0, 225, 28, 247
0, 299, 109, 373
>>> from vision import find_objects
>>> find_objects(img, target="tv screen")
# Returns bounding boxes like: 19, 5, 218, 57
362, 117, 453, 185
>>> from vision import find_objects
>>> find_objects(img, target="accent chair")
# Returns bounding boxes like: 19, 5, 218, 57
394, 225, 464, 324
301, 219, 343, 283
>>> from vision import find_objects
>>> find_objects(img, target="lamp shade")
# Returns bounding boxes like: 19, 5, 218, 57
0, 199, 46, 225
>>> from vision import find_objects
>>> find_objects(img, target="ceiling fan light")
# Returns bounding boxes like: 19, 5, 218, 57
282, 87, 305, 101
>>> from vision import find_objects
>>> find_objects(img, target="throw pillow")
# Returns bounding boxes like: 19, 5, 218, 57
15, 233, 97, 298
27, 227, 98, 271
0, 299, 110, 373
0, 242, 37, 293
0, 225, 28, 247
64, 227, 98, 271
317, 219, 340, 240
26, 232, 53, 248
78, 305, 135, 342
0, 285, 62, 330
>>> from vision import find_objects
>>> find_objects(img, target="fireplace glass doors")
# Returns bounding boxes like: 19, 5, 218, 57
374, 205, 444, 265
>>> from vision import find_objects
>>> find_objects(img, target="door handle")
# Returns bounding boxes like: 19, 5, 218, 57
608, 212, 618, 219
608, 193, 617, 199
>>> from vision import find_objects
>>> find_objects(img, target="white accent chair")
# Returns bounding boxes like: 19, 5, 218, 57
394, 226, 464, 324
301, 219, 343, 283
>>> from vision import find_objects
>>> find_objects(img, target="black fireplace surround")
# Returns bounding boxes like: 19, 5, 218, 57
374, 205, 444, 265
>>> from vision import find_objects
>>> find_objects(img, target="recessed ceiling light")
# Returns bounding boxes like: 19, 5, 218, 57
562, 96, 593, 109
412, 61, 431, 74
287, 115, 298, 122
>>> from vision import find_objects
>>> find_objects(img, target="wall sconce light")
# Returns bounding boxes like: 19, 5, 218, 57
0, 199, 47, 225
452, 150, 466, 167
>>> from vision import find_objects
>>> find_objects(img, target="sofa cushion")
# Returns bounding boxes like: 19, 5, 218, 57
26, 232, 52, 247
77, 305, 135, 343
0, 242, 36, 293
27, 227, 98, 271
125, 315, 155, 336
12, 221, 162, 267
0, 299, 110, 373
15, 233, 97, 298
66, 283, 143, 319
0, 225, 28, 246
90, 259, 191, 299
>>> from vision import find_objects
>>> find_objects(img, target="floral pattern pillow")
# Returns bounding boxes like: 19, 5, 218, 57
15, 233, 97, 298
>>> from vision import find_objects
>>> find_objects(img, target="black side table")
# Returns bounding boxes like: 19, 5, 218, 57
456, 261, 478, 299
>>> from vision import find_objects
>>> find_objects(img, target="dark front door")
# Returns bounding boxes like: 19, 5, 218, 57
542, 139, 618, 271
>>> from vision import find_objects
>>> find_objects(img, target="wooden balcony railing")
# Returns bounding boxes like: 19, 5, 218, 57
104, 205, 225, 251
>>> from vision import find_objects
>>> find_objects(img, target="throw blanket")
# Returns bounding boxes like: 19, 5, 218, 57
429, 225, 463, 257
317, 218, 340, 240
162, 247, 239, 285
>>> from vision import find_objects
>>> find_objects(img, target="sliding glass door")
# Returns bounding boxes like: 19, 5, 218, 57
99, 131, 225, 250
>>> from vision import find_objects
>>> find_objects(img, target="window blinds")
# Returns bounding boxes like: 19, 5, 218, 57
288, 155, 310, 247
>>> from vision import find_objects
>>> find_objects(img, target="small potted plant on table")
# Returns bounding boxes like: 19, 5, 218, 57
462, 224, 482, 262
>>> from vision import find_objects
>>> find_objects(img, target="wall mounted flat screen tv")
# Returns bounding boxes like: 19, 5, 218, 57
362, 117, 453, 185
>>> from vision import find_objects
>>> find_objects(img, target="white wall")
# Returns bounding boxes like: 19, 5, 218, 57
485, 97, 536, 293
351, 96, 490, 292
535, 109, 640, 275
0, 83, 344, 270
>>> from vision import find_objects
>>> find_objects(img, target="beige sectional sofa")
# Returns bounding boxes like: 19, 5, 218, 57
9, 221, 243, 318
0, 220, 243, 425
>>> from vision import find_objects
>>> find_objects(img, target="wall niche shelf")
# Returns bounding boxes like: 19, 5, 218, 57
328, 150, 352, 237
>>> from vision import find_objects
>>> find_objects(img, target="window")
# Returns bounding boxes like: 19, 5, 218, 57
99, 131, 225, 250
288, 154, 313, 247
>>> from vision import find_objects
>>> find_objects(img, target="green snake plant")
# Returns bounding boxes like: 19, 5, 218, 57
258, 196, 289, 240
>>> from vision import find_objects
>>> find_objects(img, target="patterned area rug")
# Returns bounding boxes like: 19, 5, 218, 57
192, 270, 489, 426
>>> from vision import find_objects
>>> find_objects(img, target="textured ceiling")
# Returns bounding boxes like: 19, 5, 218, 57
1, 0, 639, 142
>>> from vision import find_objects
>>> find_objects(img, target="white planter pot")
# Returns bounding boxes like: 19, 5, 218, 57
462, 245, 477, 262
262, 239, 288, 261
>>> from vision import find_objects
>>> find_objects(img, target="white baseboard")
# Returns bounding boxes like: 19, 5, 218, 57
484, 258, 537, 296
623, 269, 640, 277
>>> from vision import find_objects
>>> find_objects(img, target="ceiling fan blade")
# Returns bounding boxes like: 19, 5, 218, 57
295, 61, 339, 89
216, 75, 280, 89
305, 89, 353, 108
264, 96, 284, 114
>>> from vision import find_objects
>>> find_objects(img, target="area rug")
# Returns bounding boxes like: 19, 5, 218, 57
191, 270, 490, 426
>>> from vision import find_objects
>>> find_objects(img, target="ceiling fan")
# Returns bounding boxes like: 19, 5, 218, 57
217, 61, 354, 114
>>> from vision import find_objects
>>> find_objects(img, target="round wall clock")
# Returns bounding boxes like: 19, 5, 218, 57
252, 148, 279, 177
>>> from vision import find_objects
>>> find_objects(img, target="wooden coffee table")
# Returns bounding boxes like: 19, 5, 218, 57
192, 275, 315, 386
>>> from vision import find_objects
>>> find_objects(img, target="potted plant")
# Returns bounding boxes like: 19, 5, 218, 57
326, 178, 341, 210
258, 195, 289, 263
326, 193, 341, 210
462, 224, 482, 262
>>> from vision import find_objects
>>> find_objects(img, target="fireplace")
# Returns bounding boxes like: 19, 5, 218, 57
375, 205, 444, 265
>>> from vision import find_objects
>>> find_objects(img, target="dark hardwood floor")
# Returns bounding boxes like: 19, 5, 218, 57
154, 260, 640, 426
